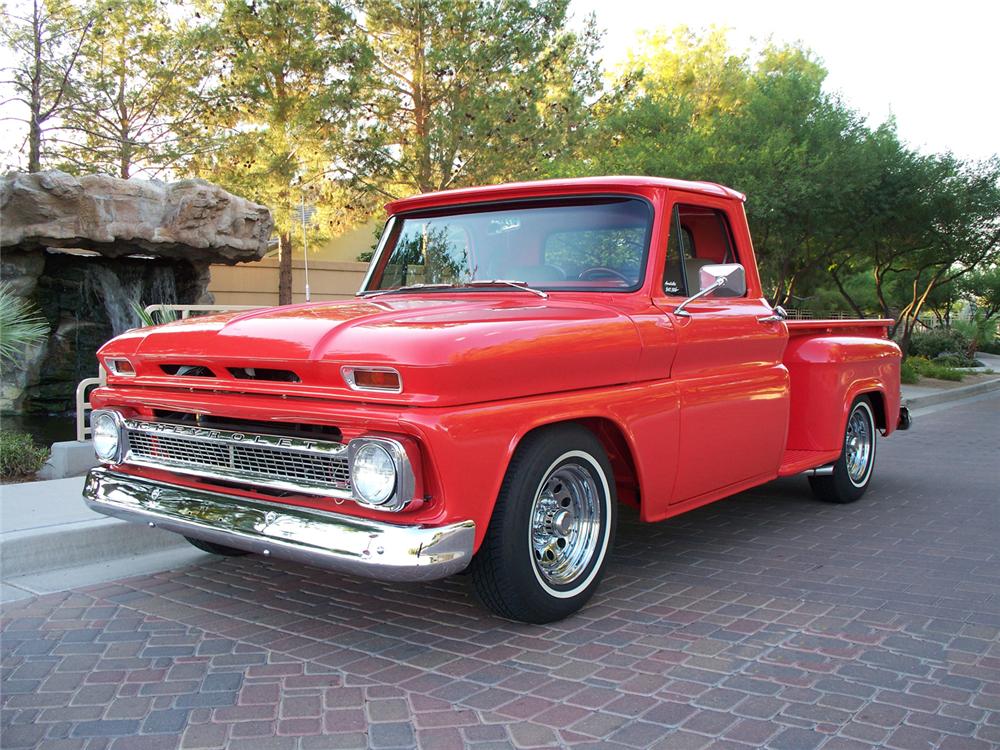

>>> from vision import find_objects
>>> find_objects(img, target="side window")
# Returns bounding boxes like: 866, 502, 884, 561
663, 204, 741, 297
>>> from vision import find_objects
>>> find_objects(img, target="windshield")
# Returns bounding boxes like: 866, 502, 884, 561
368, 196, 652, 292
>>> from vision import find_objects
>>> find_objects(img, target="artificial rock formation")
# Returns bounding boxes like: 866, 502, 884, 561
1, 171, 274, 415
1, 171, 273, 260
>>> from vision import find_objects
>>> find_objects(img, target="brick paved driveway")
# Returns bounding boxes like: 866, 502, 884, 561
3, 395, 999, 750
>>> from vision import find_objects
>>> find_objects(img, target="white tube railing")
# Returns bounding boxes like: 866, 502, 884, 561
75, 368, 107, 442
143, 303, 261, 321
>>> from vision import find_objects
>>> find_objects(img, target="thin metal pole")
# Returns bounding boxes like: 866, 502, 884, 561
301, 193, 311, 302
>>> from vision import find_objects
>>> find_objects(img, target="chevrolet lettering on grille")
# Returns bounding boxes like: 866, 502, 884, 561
121, 419, 352, 499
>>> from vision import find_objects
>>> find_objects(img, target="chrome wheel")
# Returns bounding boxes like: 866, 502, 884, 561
529, 463, 601, 587
845, 404, 873, 486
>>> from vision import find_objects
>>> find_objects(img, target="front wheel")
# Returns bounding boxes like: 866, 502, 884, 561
809, 396, 877, 504
471, 425, 617, 623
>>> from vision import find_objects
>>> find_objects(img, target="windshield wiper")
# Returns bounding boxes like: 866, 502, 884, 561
460, 279, 548, 298
360, 283, 455, 298
361, 279, 549, 299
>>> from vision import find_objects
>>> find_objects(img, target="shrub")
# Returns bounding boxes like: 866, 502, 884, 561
953, 316, 999, 352
978, 338, 1000, 355
0, 431, 50, 480
907, 356, 964, 382
909, 328, 971, 359
900, 358, 919, 384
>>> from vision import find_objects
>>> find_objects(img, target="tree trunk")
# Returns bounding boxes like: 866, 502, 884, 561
28, 0, 42, 172
829, 266, 865, 318
278, 231, 293, 305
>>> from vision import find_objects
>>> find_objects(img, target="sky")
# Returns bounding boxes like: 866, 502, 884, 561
573, 0, 999, 162
2, 0, 996, 169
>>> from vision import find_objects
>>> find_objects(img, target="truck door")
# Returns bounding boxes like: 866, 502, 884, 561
653, 198, 790, 503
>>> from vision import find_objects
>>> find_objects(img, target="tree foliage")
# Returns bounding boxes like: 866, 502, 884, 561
189, 0, 370, 303
340, 0, 600, 209
50, 0, 217, 178
0, 0, 97, 171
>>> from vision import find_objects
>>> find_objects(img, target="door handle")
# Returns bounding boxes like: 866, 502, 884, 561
757, 305, 788, 324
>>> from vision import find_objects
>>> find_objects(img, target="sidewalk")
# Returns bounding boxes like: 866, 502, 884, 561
0, 476, 205, 602
2, 372, 998, 604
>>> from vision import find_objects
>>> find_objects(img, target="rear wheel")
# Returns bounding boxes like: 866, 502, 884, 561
184, 537, 251, 557
471, 424, 616, 624
809, 396, 877, 504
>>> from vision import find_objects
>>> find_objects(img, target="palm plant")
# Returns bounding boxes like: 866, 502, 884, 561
0, 283, 49, 365
130, 301, 178, 327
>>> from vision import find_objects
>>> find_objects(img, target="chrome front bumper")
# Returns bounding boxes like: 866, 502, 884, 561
83, 468, 475, 581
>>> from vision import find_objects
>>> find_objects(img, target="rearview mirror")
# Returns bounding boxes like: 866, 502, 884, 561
699, 263, 746, 297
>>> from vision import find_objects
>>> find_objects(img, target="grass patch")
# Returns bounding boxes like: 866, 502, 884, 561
900, 358, 920, 384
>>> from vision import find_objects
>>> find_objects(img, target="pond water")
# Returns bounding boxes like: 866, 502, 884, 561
1, 414, 77, 447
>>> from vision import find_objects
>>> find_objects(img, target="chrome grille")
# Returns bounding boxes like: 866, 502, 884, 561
123, 420, 351, 498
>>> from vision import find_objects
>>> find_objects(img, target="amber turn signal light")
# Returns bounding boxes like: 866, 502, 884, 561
105, 358, 135, 376
341, 366, 402, 393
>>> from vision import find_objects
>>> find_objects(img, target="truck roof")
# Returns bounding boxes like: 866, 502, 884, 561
384, 176, 746, 214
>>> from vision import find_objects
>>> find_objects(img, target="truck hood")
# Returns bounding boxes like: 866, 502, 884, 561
99, 295, 642, 406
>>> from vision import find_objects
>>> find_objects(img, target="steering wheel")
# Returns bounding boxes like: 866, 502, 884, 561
579, 267, 631, 284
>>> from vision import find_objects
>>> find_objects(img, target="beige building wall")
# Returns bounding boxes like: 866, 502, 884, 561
208, 259, 369, 306
314, 219, 383, 262
207, 217, 383, 306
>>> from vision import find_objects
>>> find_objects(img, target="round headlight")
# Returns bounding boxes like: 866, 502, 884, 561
350, 442, 397, 505
92, 411, 121, 462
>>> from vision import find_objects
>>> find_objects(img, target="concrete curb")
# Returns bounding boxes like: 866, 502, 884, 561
1, 517, 186, 579
902, 377, 1000, 410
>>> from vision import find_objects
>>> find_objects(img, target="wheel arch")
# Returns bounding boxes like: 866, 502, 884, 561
847, 385, 890, 435
512, 416, 642, 511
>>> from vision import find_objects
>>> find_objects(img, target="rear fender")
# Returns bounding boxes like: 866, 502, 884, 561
784, 335, 901, 452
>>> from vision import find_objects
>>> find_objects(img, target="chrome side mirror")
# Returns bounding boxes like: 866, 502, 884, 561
699, 264, 746, 297
675, 263, 747, 317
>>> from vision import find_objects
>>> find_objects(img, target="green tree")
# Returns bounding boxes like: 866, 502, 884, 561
340, 0, 600, 210
960, 264, 1000, 323
561, 27, 877, 306
0, 0, 97, 171
53, 0, 216, 178
192, 0, 368, 304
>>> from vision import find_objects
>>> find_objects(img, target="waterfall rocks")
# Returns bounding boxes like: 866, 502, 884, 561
1, 171, 273, 260
0, 171, 274, 415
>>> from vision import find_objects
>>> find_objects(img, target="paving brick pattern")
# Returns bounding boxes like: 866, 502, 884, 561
3, 395, 999, 749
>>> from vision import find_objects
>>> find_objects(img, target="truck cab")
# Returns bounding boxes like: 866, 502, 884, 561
84, 176, 907, 623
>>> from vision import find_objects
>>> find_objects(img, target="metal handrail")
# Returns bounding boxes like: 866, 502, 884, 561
143, 303, 261, 321
75, 304, 265, 441
75, 368, 107, 442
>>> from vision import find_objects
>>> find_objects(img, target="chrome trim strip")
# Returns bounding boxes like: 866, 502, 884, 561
357, 216, 396, 294
83, 468, 475, 582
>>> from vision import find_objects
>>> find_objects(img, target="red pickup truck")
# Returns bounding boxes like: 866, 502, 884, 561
84, 176, 910, 623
